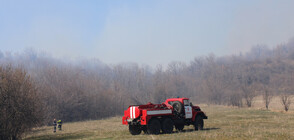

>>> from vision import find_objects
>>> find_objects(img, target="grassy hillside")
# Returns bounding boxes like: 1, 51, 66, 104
24, 99, 294, 140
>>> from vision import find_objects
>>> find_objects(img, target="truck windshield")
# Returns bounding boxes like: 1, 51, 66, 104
183, 100, 190, 106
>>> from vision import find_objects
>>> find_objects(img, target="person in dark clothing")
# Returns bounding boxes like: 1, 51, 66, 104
53, 119, 57, 133
57, 120, 62, 130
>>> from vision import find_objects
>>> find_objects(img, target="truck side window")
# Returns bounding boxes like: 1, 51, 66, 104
183, 100, 190, 106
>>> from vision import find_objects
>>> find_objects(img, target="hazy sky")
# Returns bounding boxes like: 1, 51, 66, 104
1, 0, 294, 67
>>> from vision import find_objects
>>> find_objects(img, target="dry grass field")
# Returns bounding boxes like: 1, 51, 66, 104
24, 96, 294, 140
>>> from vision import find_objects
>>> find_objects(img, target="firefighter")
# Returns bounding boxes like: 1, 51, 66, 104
57, 120, 62, 130
53, 119, 57, 133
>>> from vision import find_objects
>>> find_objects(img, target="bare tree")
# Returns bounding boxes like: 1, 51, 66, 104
237, 64, 258, 107
256, 68, 272, 110
274, 69, 294, 112
280, 94, 292, 112
241, 87, 256, 107
263, 88, 273, 110
228, 93, 243, 107
0, 65, 43, 140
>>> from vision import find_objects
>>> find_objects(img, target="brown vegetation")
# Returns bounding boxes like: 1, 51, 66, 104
1, 39, 294, 135
0, 65, 43, 140
24, 104, 294, 140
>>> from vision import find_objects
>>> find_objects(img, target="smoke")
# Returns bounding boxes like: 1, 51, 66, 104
94, 0, 294, 67
1, 1, 294, 67
225, 0, 294, 54
93, 1, 230, 67
24, 17, 85, 59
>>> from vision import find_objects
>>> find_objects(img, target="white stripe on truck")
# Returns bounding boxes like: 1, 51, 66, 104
130, 106, 137, 119
130, 107, 133, 118
147, 110, 172, 115
133, 106, 136, 118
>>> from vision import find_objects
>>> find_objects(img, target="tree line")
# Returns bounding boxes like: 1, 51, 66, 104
1, 39, 294, 139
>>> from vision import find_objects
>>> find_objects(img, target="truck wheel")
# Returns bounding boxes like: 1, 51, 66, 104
171, 101, 183, 114
161, 118, 174, 134
175, 124, 184, 131
142, 126, 148, 134
147, 119, 161, 135
129, 125, 142, 135
194, 116, 204, 131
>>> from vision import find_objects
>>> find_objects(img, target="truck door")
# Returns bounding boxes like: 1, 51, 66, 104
184, 100, 192, 119
185, 106, 192, 118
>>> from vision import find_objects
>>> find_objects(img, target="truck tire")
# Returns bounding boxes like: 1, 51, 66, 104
194, 116, 204, 131
142, 126, 148, 134
129, 125, 142, 135
175, 124, 184, 131
147, 119, 161, 135
172, 101, 183, 114
161, 118, 174, 134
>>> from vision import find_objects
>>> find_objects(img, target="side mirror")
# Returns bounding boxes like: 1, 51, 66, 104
190, 102, 193, 106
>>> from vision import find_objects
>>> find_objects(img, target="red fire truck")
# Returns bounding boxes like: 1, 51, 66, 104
122, 97, 207, 135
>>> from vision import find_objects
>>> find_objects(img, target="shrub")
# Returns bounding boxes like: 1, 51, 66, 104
0, 65, 43, 140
